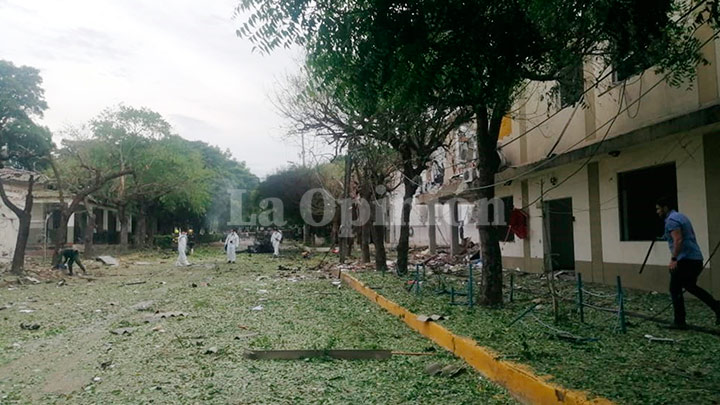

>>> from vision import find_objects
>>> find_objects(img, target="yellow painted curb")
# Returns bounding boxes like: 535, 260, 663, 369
341, 272, 614, 405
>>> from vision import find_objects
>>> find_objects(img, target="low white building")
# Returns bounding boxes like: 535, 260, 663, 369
0, 168, 128, 263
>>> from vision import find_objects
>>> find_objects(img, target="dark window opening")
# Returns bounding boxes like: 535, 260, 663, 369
558, 61, 584, 107
618, 163, 677, 241
488, 196, 514, 242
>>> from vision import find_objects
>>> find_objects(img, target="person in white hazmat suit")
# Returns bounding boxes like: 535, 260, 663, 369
175, 230, 191, 267
225, 228, 240, 263
271, 228, 282, 258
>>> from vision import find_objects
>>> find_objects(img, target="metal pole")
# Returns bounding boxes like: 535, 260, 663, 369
577, 273, 584, 323
638, 238, 656, 274
617, 275, 626, 333
415, 264, 421, 295
509, 273, 514, 303
468, 262, 474, 308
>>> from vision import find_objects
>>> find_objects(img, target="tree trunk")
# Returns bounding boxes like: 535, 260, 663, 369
148, 216, 157, 245
85, 206, 96, 258
0, 176, 35, 276
53, 210, 69, 266
396, 175, 419, 275
135, 206, 147, 249
361, 221, 371, 263
119, 204, 129, 249
303, 224, 312, 246
373, 223, 387, 271
475, 106, 504, 305
11, 215, 31, 275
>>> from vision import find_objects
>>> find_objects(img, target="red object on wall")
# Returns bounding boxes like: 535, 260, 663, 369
509, 208, 529, 239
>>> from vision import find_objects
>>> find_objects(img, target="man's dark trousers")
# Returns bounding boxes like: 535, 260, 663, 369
670, 259, 719, 325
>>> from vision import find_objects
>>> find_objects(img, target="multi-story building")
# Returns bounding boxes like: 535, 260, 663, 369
387, 27, 720, 295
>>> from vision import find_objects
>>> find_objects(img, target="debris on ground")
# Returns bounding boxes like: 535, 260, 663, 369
110, 327, 137, 336
131, 300, 155, 311
440, 364, 466, 377
24, 276, 41, 284
144, 311, 188, 322
244, 349, 392, 360
644, 334, 678, 343
96, 256, 120, 266
20, 323, 40, 330
134, 262, 152, 266
123, 281, 146, 286
251, 305, 264, 311
204, 346, 219, 355
417, 314, 446, 322
234, 333, 259, 340
424, 362, 466, 377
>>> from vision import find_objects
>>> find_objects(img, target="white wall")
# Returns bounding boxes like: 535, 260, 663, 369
525, 164, 592, 262
0, 185, 26, 263
599, 133, 708, 266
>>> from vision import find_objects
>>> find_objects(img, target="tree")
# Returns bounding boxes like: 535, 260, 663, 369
48, 143, 132, 264
89, 105, 174, 248
0, 60, 53, 275
237, 0, 711, 303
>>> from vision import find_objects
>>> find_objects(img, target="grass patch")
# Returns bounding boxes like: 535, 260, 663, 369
353, 268, 720, 405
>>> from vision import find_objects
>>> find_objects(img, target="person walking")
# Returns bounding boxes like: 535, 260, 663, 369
225, 228, 240, 263
271, 228, 283, 258
656, 197, 720, 329
176, 229, 191, 267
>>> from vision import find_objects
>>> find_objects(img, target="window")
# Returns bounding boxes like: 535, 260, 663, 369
618, 163, 677, 241
557, 60, 584, 107
487, 196, 514, 242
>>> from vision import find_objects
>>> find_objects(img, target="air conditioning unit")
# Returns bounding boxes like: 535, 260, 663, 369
462, 168, 475, 183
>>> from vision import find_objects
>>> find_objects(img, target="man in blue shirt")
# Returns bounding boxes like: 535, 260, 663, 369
656, 197, 720, 329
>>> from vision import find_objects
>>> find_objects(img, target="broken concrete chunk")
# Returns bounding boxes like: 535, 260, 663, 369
417, 315, 430, 322
96, 256, 119, 266
205, 346, 218, 355
440, 364, 466, 377
424, 362, 444, 376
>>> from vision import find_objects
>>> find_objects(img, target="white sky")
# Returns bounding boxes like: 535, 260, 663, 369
0, 0, 306, 178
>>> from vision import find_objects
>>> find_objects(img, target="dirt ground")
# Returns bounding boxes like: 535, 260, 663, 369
0, 248, 514, 404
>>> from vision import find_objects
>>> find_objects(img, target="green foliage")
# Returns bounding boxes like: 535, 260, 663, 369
153, 234, 174, 249
254, 162, 343, 226
0, 60, 53, 169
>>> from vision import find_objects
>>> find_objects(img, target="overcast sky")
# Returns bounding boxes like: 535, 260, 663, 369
0, 0, 307, 178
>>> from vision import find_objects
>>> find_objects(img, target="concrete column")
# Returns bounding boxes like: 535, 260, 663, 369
428, 203, 437, 254
587, 162, 604, 283
102, 209, 109, 232
450, 199, 460, 256
704, 133, 720, 296
67, 213, 75, 244
521, 180, 531, 271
